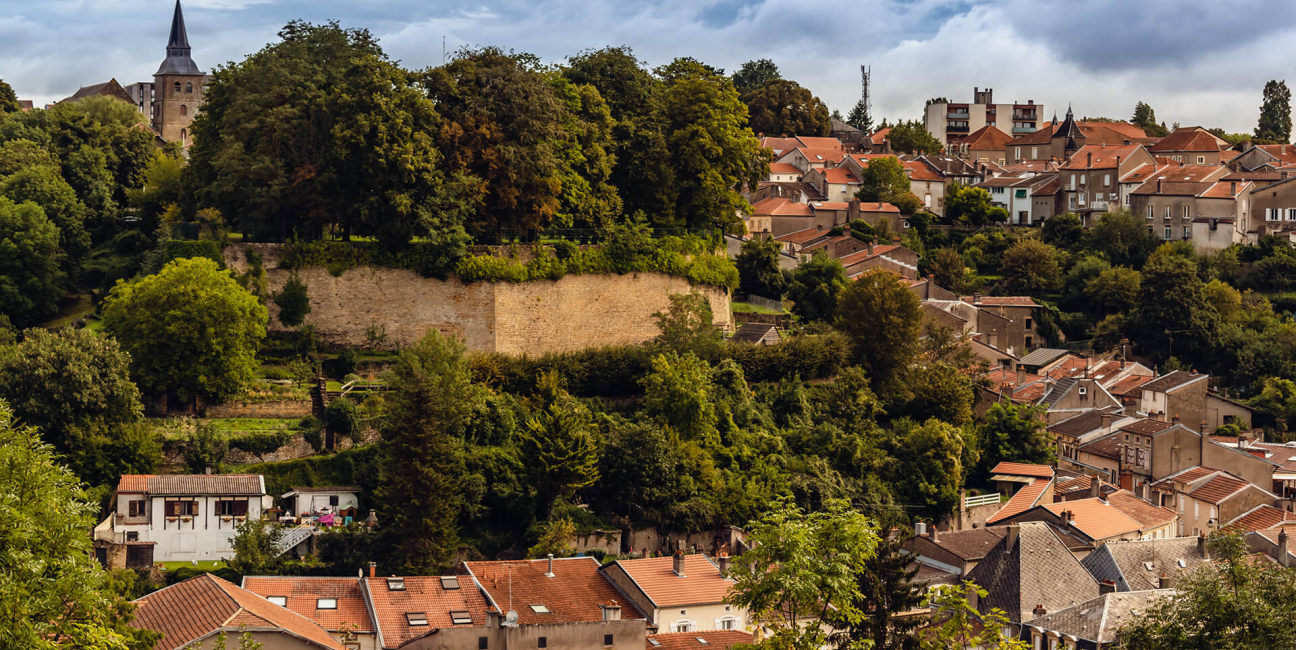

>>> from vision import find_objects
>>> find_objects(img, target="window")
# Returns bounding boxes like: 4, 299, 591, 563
126, 531, 138, 541
604, 635, 614, 647
1164, 226, 1172, 239
329, 495, 340, 506
530, 605, 551, 614
1125, 192, 1130, 205
680, 610, 687, 616
179, 128, 186, 140
128, 500, 144, 517
649, 641, 662, 648
165, 500, 197, 516
1031, 146, 1038, 158
1104, 174, 1111, 186
695, 639, 709, 646
387, 577, 406, 591
538, 638, 547, 648
1015, 147, 1021, 159
479, 638, 489, 650
1195, 500, 1200, 519
1183, 205, 1190, 220
1078, 386, 1088, 396
317, 598, 337, 610
1197, 156, 1205, 164
1183, 226, 1190, 239
406, 612, 428, 626
1080, 174, 1087, 186
718, 617, 738, 630
441, 576, 460, 590
1211, 505, 1217, 520
174, 81, 181, 93
268, 596, 287, 606
1178, 495, 1184, 512
185, 82, 193, 93
1289, 208, 1296, 221
1025, 335, 1033, 348
671, 621, 696, 633
1147, 205, 1153, 219
180, 104, 187, 116
1164, 206, 1171, 220
1025, 317, 1033, 330
216, 500, 248, 516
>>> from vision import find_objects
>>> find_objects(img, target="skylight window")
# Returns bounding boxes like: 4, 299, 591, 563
451, 610, 473, 625
530, 604, 551, 614
696, 638, 710, 645
407, 612, 428, 626
267, 596, 287, 607
388, 577, 406, 591
317, 598, 337, 610
441, 576, 460, 590
649, 640, 662, 647
1177, 559, 1187, 568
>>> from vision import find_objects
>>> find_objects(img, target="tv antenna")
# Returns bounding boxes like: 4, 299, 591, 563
860, 64, 871, 113
503, 564, 519, 627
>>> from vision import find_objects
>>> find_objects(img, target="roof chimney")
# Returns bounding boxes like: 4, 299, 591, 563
1198, 533, 1210, 560
915, 521, 927, 537
1201, 419, 1209, 434
1231, 181, 1237, 196
1005, 523, 1020, 550
1017, 366, 1025, 386
1032, 604, 1047, 617
546, 553, 555, 578
1172, 414, 1179, 425
673, 551, 686, 577
930, 526, 939, 542
1159, 573, 1174, 589
1089, 479, 1101, 499
1087, 151, 1093, 167
1280, 529, 1291, 568
601, 600, 623, 621
1099, 579, 1117, 595
717, 552, 730, 576
368, 561, 376, 579
1100, 412, 1115, 432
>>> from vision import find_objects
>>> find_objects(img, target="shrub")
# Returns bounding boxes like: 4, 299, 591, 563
158, 240, 224, 268
324, 398, 362, 443
299, 416, 325, 453
333, 348, 359, 379
183, 423, 229, 475
273, 274, 311, 327
230, 429, 293, 460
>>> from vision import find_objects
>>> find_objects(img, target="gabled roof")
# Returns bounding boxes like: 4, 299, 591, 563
838, 244, 908, 267
747, 197, 813, 217
779, 147, 846, 165
774, 228, 829, 244
64, 78, 135, 105
1148, 127, 1228, 153
364, 576, 492, 648
767, 162, 802, 175
648, 631, 754, 650
731, 322, 779, 344
1024, 590, 1169, 644
241, 576, 374, 633
1078, 433, 1122, 460
990, 462, 1055, 479
1048, 407, 1125, 439
814, 167, 860, 184
903, 159, 943, 182
962, 295, 1040, 307
1037, 377, 1079, 407
604, 555, 733, 608
1189, 473, 1252, 504
1014, 349, 1068, 369
1081, 537, 1210, 593
465, 557, 644, 625
1197, 180, 1250, 199
987, 478, 1054, 525
1108, 374, 1153, 398
132, 574, 344, 650
915, 527, 1008, 561
1104, 491, 1178, 529
960, 125, 1014, 151
1044, 498, 1144, 541
1140, 370, 1208, 393
1119, 419, 1175, 436
795, 136, 843, 150
116, 474, 266, 496
760, 137, 803, 154
965, 522, 1100, 623
870, 127, 892, 145
1225, 504, 1296, 533
1060, 144, 1143, 170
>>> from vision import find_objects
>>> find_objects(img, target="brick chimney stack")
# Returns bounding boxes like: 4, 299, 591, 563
673, 551, 686, 577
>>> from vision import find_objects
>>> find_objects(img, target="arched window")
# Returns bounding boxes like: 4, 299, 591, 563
185, 82, 193, 94
173, 81, 181, 93
180, 128, 187, 140
180, 105, 187, 116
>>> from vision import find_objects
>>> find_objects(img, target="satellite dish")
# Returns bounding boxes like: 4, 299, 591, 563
504, 610, 519, 627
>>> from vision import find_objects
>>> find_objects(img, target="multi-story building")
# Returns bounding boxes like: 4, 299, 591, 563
1005, 110, 1148, 165
1058, 143, 1155, 226
153, 0, 207, 146
102, 474, 272, 563
1147, 127, 1231, 165
923, 87, 1042, 147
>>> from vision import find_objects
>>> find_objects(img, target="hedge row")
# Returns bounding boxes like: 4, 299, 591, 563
241, 444, 383, 499
160, 240, 224, 268
469, 332, 850, 398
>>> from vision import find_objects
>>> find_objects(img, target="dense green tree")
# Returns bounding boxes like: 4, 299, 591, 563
1000, 239, 1060, 294
272, 274, 311, 327
1060, 254, 1110, 309
1255, 79, 1292, 143
1085, 265, 1141, 315
1130, 253, 1222, 365
652, 291, 722, 358
975, 402, 1051, 483
379, 331, 471, 573
828, 534, 923, 650
928, 247, 971, 292
0, 399, 153, 650
102, 257, 267, 402
836, 268, 924, 389
728, 498, 879, 650
731, 59, 781, 95
2, 164, 90, 271
519, 400, 600, 516
737, 236, 787, 299
921, 582, 1028, 650
655, 57, 726, 82
0, 78, 18, 115
743, 79, 831, 137
899, 363, 975, 426
1083, 210, 1161, 268
227, 517, 285, 576
888, 417, 966, 519
944, 182, 1008, 226
787, 251, 848, 322
641, 351, 718, 444
885, 120, 943, 155
1041, 212, 1083, 249
855, 156, 910, 203
0, 139, 58, 177
845, 99, 872, 132
1131, 101, 1168, 137
596, 419, 683, 525
548, 75, 623, 229
0, 197, 64, 327
323, 397, 362, 444
183, 423, 229, 475
526, 517, 577, 558
662, 70, 770, 231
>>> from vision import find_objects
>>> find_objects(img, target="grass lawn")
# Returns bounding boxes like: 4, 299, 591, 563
36, 293, 95, 330
731, 301, 786, 315
205, 418, 297, 433
159, 560, 226, 572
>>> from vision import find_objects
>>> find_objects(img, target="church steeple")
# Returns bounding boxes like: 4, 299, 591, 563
156, 0, 202, 76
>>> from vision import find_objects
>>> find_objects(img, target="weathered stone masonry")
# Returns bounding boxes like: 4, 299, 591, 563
224, 244, 731, 354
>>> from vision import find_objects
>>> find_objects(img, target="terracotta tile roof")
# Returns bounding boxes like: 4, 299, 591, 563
132, 574, 343, 650
816, 167, 859, 184
1008, 122, 1147, 149
1108, 374, 1153, 398
1033, 177, 1059, 194
1189, 473, 1251, 504
811, 201, 850, 211
117, 474, 265, 496
648, 631, 754, 650
991, 462, 1055, 479
1082, 537, 1210, 592
774, 228, 829, 244
795, 136, 842, 150
1225, 504, 1296, 533
987, 478, 1053, 524
759, 137, 801, 153
965, 522, 1100, 623
1197, 180, 1250, 199
241, 576, 373, 633
962, 295, 1040, 307
1045, 498, 1143, 540
1104, 490, 1178, 529
1148, 128, 1228, 153
1140, 370, 1207, 393
1054, 475, 1102, 496
1223, 170, 1281, 182
1003, 161, 1059, 173
781, 147, 846, 165
767, 163, 802, 175
960, 125, 1014, 151
1256, 144, 1296, 165
903, 160, 943, 182
1220, 150, 1240, 163
1078, 433, 1122, 460
1011, 382, 1050, 403
1025, 590, 1169, 644
365, 576, 491, 648
605, 555, 733, 608
1119, 419, 1175, 436
747, 197, 813, 217
465, 557, 644, 624
869, 128, 891, 145
1153, 466, 1219, 487
847, 153, 897, 168
838, 244, 902, 266
985, 367, 1043, 390
856, 201, 899, 213
1061, 144, 1143, 170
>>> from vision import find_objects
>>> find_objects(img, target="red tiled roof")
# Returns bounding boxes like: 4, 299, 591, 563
759, 137, 801, 153
1148, 128, 1227, 153
1198, 180, 1250, 199
870, 128, 892, 145
132, 574, 343, 650
990, 462, 1055, 479
904, 160, 942, 182
856, 201, 899, 213
1155, 466, 1219, 486
1119, 419, 1175, 436
465, 557, 645, 625
649, 631, 754, 650
608, 555, 734, 607
767, 163, 801, 175
1078, 433, 1122, 460
1011, 382, 1050, 403
241, 576, 373, 633
1044, 498, 1143, 540
1189, 473, 1251, 504
812, 201, 850, 211
1225, 505, 1296, 533
116, 474, 265, 496
774, 228, 829, 244
1061, 144, 1143, 170
817, 167, 860, 184
795, 136, 843, 151
366, 576, 491, 649
747, 197, 813, 217
848, 153, 898, 168
117, 475, 152, 493
1104, 490, 1178, 529
960, 125, 1014, 151
985, 367, 1043, 389
987, 478, 1052, 524
781, 147, 846, 165
838, 244, 902, 266
1108, 374, 1153, 398
1256, 144, 1296, 165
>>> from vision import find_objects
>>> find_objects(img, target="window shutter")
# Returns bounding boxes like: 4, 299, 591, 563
233, 500, 248, 516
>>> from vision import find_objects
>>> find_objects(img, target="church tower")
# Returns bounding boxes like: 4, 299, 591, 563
153, 0, 204, 146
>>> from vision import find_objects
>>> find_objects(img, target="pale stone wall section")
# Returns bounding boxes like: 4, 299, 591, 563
223, 244, 731, 354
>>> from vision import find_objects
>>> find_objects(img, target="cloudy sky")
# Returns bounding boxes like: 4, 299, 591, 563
4, 0, 1292, 134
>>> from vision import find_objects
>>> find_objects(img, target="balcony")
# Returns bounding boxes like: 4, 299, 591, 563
947, 111, 970, 119
1013, 112, 1038, 120
1013, 126, 1037, 133
946, 124, 970, 133
1091, 199, 1109, 211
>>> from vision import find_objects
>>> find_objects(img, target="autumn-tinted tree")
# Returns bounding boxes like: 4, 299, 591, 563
836, 268, 924, 389
885, 120, 943, 155
102, 257, 267, 402
1000, 239, 1060, 294
787, 251, 848, 322
0, 198, 63, 327
737, 236, 787, 299
731, 59, 781, 95
379, 331, 471, 573
744, 79, 831, 137
1255, 79, 1292, 143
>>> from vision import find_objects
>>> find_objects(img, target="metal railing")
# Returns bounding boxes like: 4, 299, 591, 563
947, 112, 970, 119
963, 493, 1004, 509
1012, 126, 1037, 133
275, 525, 315, 556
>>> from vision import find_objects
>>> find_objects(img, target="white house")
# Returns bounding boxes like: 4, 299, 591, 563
281, 486, 361, 520
110, 474, 272, 562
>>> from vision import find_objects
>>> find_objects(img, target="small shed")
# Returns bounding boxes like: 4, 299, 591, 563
732, 322, 781, 346
281, 486, 361, 520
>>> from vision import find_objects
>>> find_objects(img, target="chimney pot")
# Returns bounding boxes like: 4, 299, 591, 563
1033, 604, 1046, 617
1089, 479, 1101, 499
1006, 523, 1020, 549
1099, 579, 1117, 594
1172, 415, 1179, 425
1159, 573, 1174, 589
930, 526, 939, 542
673, 551, 686, 577
601, 601, 623, 621
368, 561, 376, 579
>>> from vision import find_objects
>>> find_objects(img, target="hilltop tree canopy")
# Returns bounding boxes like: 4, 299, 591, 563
731, 59, 781, 95
743, 79, 831, 137
1255, 79, 1293, 143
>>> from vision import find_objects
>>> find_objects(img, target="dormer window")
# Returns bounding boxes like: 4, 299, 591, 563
441, 576, 460, 590
387, 577, 406, 591
268, 596, 287, 607
407, 612, 428, 626
451, 610, 473, 625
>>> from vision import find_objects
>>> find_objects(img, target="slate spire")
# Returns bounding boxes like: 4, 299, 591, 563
155, 0, 202, 76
